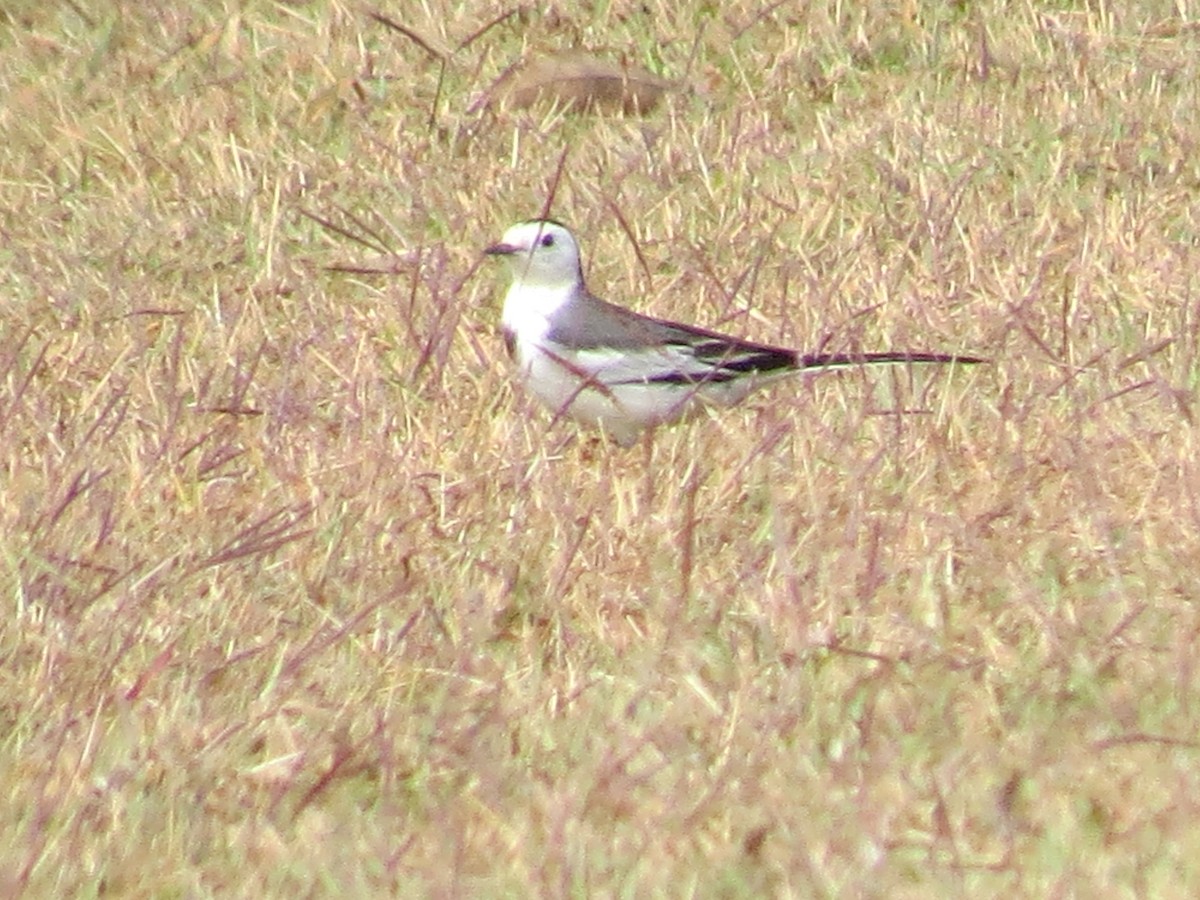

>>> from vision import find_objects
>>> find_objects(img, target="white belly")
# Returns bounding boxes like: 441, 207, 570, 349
512, 338, 770, 445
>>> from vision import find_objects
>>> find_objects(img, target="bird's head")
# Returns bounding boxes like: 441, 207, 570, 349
485, 219, 583, 289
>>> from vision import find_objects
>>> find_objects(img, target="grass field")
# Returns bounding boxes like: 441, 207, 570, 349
3, 0, 1200, 895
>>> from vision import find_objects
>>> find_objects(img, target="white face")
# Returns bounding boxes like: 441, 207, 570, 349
487, 220, 582, 289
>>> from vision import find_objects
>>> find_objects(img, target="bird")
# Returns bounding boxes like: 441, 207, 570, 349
485, 218, 983, 446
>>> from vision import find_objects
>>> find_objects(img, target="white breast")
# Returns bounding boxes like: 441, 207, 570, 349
500, 283, 575, 342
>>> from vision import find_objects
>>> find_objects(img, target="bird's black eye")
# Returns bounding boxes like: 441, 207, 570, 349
540, 233, 555, 247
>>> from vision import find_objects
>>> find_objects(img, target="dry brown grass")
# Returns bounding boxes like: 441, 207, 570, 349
3, 0, 1200, 895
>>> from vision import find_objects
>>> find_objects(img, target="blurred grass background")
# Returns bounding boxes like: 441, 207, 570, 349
3, 0, 1200, 895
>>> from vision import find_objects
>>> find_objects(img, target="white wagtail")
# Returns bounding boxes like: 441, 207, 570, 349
486, 219, 984, 445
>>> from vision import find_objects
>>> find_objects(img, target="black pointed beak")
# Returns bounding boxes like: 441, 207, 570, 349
485, 242, 521, 256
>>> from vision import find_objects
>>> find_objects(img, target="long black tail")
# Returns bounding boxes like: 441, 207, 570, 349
795, 350, 986, 370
